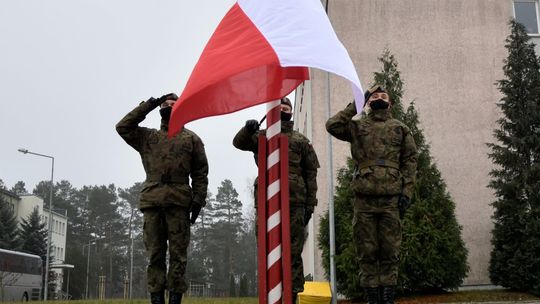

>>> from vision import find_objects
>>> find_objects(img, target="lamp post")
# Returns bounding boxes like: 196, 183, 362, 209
83, 240, 96, 299
18, 148, 54, 301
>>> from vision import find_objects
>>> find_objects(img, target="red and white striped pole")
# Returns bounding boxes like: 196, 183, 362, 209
257, 100, 292, 304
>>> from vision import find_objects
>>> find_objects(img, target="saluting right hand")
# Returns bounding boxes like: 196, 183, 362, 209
245, 119, 260, 133
158, 93, 178, 104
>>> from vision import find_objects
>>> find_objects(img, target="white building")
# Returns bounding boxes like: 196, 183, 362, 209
295, 0, 540, 287
0, 189, 69, 297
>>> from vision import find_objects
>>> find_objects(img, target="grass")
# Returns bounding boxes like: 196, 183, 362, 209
8, 298, 258, 304
9, 291, 540, 303
397, 290, 540, 303
339, 290, 540, 303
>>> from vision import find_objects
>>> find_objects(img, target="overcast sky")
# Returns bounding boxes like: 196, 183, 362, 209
0, 0, 276, 209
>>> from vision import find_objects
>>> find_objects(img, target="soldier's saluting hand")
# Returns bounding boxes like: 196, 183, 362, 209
116, 93, 208, 304
326, 85, 417, 304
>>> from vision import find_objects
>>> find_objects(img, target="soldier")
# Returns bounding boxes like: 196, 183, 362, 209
116, 93, 209, 304
326, 86, 417, 304
233, 97, 319, 303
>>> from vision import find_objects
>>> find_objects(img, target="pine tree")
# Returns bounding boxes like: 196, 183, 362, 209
239, 273, 249, 297
399, 103, 468, 292
373, 50, 405, 118
19, 206, 47, 257
319, 49, 468, 297
205, 180, 244, 293
187, 191, 215, 284
0, 196, 20, 250
11, 181, 27, 195
488, 20, 540, 293
229, 273, 237, 297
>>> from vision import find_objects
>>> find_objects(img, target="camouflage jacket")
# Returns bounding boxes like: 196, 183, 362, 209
326, 103, 417, 198
233, 121, 320, 207
116, 100, 209, 210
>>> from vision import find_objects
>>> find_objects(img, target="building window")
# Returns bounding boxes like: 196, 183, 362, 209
514, 0, 540, 34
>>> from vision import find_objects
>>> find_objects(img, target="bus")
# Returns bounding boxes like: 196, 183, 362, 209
0, 248, 42, 301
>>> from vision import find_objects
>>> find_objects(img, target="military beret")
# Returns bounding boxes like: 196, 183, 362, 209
363, 85, 387, 106
281, 97, 293, 108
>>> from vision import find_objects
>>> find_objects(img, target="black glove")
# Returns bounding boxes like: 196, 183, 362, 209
145, 93, 178, 109
190, 204, 202, 225
304, 206, 314, 226
245, 119, 260, 133
145, 97, 161, 108
158, 93, 178, 103
398, 195, 410, 219
157, 93, 178, 104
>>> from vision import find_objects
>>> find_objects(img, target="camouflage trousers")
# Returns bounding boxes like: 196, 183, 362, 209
290, 206, 307, 293
352, 195, 401, 287
255, 205, 307, 293
142, 206, 191, 293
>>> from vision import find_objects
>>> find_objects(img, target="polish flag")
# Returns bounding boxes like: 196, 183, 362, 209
169, 0, 364, 137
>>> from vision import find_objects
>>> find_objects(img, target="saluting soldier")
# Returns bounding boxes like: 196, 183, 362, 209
326, 86, 417, 304
116, 93, 209, 304
233, 97, 319, 303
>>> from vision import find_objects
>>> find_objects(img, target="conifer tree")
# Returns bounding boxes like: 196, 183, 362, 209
206, 180, 244, 293
0, 196, 20, 250
19, 206, 47, 257
319, 49, 468, 297
399, 102, 468, 292
488, 20, 540, 293
11, 181, 27, 195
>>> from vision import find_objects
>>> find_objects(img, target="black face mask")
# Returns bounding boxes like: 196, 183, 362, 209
281, 111, 292, 121
369, 99, 390, 110
160, 107, 172, 121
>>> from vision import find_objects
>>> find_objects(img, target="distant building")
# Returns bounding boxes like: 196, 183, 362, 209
0, 188, 69, 297
295, 0, 540, 286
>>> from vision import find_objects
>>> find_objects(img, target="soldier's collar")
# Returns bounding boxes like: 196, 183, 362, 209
281, 120, 294, 132
368, 109, 392, 121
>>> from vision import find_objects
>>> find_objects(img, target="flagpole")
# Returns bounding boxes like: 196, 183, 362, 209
323, 0, 338, 303
325, 72, 338, 304
265, 100, 284, 304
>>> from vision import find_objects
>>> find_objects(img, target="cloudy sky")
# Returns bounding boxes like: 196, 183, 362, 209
0, 0, 275, 208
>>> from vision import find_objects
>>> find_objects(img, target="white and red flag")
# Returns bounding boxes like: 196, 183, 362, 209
168, 0, 364, 137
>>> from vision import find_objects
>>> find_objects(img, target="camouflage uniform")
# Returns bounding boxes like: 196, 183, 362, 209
326, 102, 417, 288
233, 120, 319, 293
116, 100, 208, 294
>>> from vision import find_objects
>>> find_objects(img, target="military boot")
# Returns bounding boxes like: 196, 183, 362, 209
364, 287, 379, 304
169, 292, 182, 304
150, 291, 165, 304
381, 286, 395, 304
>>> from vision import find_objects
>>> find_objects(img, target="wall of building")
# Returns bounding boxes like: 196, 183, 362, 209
299, 0, 513, 286
17, 195, 44, 222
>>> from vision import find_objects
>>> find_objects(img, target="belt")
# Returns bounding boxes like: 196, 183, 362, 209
357, 159, 400, 170
146, 173, 189, 184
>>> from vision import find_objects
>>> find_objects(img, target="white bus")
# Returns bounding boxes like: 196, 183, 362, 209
0, 248, 42, 301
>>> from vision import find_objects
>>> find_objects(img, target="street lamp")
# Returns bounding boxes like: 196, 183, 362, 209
83, 240, 96, 300
18, 148, 54, 301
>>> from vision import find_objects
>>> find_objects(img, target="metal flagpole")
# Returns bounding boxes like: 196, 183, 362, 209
323, 0, 338, 303
326, 73, 337, 304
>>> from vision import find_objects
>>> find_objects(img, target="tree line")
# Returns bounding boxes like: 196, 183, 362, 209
0, 178, 256, 299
